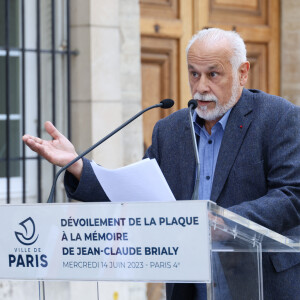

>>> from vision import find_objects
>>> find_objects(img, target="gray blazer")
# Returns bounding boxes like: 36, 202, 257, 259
65, 89, 300, 300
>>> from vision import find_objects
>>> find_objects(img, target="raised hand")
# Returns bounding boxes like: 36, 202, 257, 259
22, 121, 83, 180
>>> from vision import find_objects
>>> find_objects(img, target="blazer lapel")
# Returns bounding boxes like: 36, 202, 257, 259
211, 89, 254, 202
178, 110, 197, 200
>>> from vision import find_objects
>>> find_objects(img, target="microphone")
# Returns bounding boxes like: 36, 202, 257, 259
187, 99, 200, 200
47, 99, 174, 203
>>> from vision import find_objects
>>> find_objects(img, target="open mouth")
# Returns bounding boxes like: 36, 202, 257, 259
197, 100, 215, 106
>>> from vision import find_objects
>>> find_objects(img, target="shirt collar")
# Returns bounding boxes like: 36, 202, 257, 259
193, 108, 232, 132
218, 108, 232, 130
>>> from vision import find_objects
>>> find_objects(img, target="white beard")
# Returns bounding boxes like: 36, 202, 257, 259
194, 76, 240, 121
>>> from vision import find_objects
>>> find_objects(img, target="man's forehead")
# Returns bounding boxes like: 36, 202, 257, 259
188, 39, 232, 62
187, 46, 232, 70
188, 62, 223, 71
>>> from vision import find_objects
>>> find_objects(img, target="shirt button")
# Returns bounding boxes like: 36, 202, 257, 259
208, 140, 212, 144
206, 176, 210, 180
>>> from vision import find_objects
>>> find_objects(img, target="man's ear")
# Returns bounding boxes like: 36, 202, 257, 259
239, 61, 250, 86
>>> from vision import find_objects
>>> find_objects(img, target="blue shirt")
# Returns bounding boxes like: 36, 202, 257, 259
193, 109, 232, 300
193, 109, 232, 200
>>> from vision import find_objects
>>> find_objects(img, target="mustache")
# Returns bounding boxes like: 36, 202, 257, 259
193, 92, 218, 102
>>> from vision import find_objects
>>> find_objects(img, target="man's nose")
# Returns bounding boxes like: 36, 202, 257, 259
196, 76, 210, 94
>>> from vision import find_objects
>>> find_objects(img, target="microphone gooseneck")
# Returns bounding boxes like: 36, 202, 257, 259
188, 99, 200, 200
47, 99, 174, 203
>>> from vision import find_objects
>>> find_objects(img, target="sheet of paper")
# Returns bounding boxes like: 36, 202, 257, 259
90, 159, 176, 202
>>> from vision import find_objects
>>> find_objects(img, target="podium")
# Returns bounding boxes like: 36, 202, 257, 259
207, 201, 299, 300
0, 200, 299, 300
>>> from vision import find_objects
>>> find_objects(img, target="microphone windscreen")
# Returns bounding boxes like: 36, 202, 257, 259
160, 99, 174, 109
188, 99, 198, 109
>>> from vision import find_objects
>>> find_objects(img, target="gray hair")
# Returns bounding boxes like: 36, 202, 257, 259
186, 28, 247, 71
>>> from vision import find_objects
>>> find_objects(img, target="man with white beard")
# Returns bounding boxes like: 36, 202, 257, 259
23, 28, 300, 299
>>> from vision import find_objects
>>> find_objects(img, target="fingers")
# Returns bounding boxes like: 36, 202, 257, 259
22, 122, 75, 166
23, 134, 43, 145
44, 121, 64, 140
22, 135, 45, 154
23, 121, 66, 143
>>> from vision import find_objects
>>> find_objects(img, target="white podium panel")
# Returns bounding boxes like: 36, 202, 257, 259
0, 201, 210, 282
1, 200, 299, 300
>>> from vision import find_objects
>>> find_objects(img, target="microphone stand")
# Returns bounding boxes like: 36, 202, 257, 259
188, 100, 200, 200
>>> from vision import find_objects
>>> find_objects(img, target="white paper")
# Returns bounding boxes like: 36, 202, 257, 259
90, 159, 176, 202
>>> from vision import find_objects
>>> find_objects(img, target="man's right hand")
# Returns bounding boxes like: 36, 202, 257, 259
22, 121, 83, 180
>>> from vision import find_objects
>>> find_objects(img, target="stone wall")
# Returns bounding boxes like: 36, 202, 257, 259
70, 0, 146, 299
71, 0, 143, 169
71, 0, 122, 168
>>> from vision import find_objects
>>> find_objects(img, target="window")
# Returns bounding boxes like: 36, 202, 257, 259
0, 0, 73, 204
